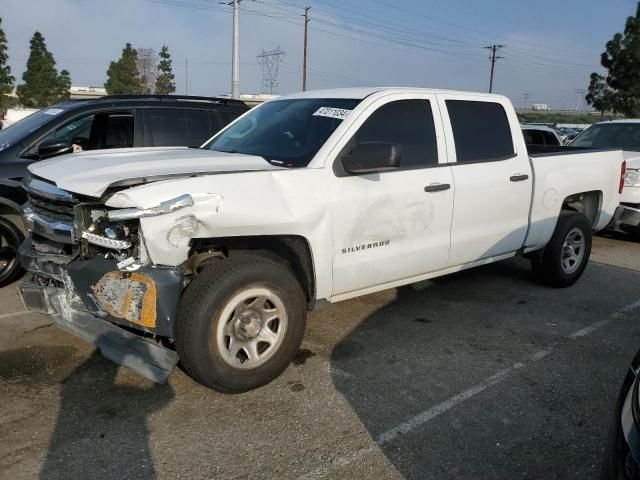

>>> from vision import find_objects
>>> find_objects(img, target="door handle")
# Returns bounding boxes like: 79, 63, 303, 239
424, 183, 451, 193
510, 174, 529, 182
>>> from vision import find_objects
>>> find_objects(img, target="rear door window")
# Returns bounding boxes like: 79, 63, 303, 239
143, 108, 215, 147
446, 100, 515, 163
102, 113, 134, 149
523, 129, 544, 146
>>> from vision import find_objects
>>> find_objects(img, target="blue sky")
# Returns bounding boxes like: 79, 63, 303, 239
2, 0, 639, 109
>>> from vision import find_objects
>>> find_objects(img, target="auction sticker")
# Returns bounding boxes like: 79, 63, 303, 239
313, 107, 352, 120
43, 108, 64, 116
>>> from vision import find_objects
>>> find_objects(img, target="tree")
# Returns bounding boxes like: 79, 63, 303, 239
105, 43, 142, 95
586, 3, 640, 117
0, 18, 15, 108
586, 73, 615, 118
16, 32, 67, 107
56, 69, 71, 101
136, 47, 157, 94
155, 45, 175, 95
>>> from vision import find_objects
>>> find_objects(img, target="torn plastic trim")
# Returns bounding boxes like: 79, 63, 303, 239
107, 194, 194, 221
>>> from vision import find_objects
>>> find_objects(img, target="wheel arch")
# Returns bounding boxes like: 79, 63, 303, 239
560, 190, 602, 228
188, 235, 317, 309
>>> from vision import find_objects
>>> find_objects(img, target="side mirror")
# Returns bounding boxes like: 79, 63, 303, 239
341, 142, 402, 175
38, 139, 73, 159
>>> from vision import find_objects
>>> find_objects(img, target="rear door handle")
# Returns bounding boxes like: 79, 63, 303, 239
424, 183, 451, 193
510, 174, 529, 182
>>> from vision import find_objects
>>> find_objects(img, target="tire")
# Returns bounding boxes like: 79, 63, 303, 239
531, 212, 592, 288
0, 216, 25, 287
176, 255, 307, 393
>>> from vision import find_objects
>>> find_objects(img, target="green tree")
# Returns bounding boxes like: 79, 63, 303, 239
0, 18, 15, 108
56, 69, 71, 101
586, 73, 615, 118
155, 45, 175, 95
16, 32, 66, 107
586, 3, 640, 117
105, 43, 142, 95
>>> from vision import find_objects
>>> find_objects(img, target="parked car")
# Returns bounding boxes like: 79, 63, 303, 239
522, 124, 564, 147
0, 95, 248, 286
601, 348, 640, 480
17, 87, 625, 392
569, 120, 640, 240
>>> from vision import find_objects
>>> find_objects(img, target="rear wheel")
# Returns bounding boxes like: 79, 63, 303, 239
0, 216, 24, 287
176, 255, 307, 393
531, 212, 592, 288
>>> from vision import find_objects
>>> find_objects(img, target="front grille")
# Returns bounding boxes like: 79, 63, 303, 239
27, 193, 76, 222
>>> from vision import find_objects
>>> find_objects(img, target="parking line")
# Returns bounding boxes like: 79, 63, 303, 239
299, 298, 640, 479
0, 310, 29, 320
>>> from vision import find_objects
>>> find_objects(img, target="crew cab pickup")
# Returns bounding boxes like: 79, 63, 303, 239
18, 88, 626, 392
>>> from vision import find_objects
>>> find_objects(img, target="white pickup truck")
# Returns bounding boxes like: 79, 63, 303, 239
18, 87, 626, 392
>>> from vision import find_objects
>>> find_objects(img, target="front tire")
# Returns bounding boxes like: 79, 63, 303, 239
531, 212, 592, 288
176, 255, 307, 393
0, 216, 25, 287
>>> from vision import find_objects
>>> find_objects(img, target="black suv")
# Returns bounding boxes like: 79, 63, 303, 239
0, 95, 248, 286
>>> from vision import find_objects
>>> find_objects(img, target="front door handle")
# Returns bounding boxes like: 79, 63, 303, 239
510, 174, 529, 182
424, 183, 451, 193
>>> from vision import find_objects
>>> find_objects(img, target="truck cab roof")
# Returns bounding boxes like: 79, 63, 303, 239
279, 87, 510, 101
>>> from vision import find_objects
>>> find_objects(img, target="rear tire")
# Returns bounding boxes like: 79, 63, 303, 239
0, 216, 25, 287
531, 212, 592, 288
176, 255, 307, 393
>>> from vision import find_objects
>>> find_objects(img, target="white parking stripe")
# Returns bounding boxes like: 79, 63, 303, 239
0, 310, 29, 320
299, 298, 640, 479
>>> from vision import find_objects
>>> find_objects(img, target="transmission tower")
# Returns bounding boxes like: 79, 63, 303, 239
257, 48, 286, 95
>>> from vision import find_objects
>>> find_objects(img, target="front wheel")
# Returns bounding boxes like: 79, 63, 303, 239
0, 217, 25, 287
176, 255, 307, 393
531, 212, 592, 288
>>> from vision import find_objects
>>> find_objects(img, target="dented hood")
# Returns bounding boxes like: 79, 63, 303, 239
27, 147, 281, 198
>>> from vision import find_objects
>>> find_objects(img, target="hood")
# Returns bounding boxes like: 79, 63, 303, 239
28, 147, 281, 198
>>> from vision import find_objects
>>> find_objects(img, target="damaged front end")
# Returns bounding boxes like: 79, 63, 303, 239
18, 176, 189, 382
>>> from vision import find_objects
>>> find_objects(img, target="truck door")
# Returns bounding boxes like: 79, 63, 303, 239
330, 94, 454, 297
437, 95, 533, 266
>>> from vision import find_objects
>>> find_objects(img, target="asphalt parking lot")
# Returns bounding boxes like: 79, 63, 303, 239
2, 232, 640, 480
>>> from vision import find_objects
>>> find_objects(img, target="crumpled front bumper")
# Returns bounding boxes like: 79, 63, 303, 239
18, 239, 183, 383
19, 280, 179, 383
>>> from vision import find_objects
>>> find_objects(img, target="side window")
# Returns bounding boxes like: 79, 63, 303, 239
349, 99, 438, 169
40, 114, 95, 150
523, 129, 544, 146
542, 131, 560, 146
217, 109, 242, 129
446, 100, 514, 163
144, 108, 213, 147
103, 113, 134, 149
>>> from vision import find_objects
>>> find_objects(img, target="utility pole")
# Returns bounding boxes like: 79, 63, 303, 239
484, 44, 504, 93
231, 0, 240, 99
185, 57, 188, 95
575, 88, 586, 112
303, 6, 310, 91
523, 92, 530, 110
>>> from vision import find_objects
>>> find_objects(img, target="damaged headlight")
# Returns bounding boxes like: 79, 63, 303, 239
107, 194, 194, 221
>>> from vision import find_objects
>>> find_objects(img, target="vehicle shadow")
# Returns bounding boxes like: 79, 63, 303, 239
39, 338, 174, 480
327, 258, 565, 479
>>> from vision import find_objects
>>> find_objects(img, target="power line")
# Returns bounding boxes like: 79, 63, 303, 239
256, 47, 286, 94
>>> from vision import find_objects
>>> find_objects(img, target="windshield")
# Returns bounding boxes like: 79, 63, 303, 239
570, 123, 640, 151
0, 108, 63, 149
204, 98, 361, 167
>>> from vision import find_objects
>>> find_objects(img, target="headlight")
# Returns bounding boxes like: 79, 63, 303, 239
107, 194, 194, 221
625, 169, 640, 187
